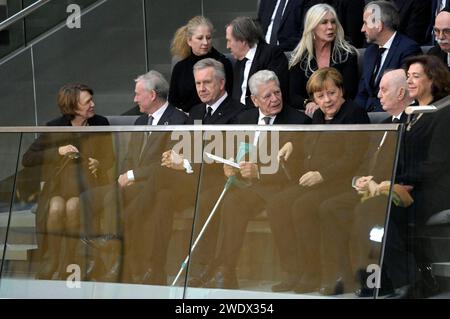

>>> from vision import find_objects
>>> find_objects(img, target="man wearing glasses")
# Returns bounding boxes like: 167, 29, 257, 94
428, 6, 450, 70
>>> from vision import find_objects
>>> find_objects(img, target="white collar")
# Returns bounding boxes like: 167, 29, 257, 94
207, 92, 228, 114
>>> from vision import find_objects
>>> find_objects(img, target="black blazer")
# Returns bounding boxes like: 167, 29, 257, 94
289, 49, 358, 109
46, 114, 109, 126
168, 47, 234, 112
355, 32, 422, 112
428, 45, 450, 71
234, 105, 311, 125
239, 42, 289, 107
311, 100, 370, 124
187, 96, 245, 124
233, 106, 310, 187
22, 114, 115, 196
394, 0, 433, 45
122, 104, 187, 181
257, 0, 306, 51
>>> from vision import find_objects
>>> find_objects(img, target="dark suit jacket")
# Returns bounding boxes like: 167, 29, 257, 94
428, 45, 450, 71
238, 42, 289, 107
122, 104, 187, 181
394, 0, 432, 45
355, 32, 422, 112
187, 95, 245, 124
234, 104, 311, 125
233, 106, 311, 187
311, 100, 370, 124
257, 0, 306, 51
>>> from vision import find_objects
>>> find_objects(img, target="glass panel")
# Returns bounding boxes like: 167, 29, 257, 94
145, 0, 202, 83
0, 129, 200, 298
0, 132, 23, 282
185, 128, 400, 299
0, 48, 35, 126
32, 0, 147, 123
23, 0, 97, 42
203, 0, 259, 53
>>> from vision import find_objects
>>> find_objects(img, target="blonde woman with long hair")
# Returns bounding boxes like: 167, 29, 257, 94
288, 4, 358, 117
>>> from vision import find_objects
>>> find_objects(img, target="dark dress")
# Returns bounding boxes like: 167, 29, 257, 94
289, 48, 358, 109
22, 114, 115, 231
168, 47, 233, 112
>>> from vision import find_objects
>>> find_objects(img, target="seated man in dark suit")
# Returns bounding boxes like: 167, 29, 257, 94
187, 70, 310, 289
318, 69, 414, 297
81, 70, 187, 283
355, 1, 421, 112
125, 58, 245, 285
257, 0, 307, 51
226, 16, 289, 106
428, 6, 450, 71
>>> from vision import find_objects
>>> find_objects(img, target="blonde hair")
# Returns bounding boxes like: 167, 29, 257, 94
170, 16, 214, 59
289, 4, 357, 73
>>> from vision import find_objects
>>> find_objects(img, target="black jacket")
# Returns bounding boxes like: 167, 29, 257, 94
122, 104, 188, 181
257, 0, 306, 51
169, 47, 233, 112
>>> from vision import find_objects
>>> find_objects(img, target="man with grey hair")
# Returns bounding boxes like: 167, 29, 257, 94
84, 71, 187, 285
185, 58, 245, 124
355, 0, 421, 112
428, 6, 450, 71
187, 70, 309, 289
226, 16, 289, 106
119, 70, 187, 187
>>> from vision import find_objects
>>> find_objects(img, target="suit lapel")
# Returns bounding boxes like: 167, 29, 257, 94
364, 46, 380, 87
279, 0, 293, 28
377, 34, 400, 87
209, 97, 229, 124
157, 105, 173, 125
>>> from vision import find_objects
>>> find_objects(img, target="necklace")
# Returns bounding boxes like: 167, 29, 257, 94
406, 113, 423, 131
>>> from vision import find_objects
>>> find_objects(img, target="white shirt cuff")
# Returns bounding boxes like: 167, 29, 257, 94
127, 170, 135, 181
183, 159, 193, 174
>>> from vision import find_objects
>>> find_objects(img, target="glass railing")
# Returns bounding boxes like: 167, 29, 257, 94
0, 124, 410, 299
0, 0, 259, 126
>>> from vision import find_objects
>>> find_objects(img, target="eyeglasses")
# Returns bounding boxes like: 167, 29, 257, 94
433, 27, 450, 37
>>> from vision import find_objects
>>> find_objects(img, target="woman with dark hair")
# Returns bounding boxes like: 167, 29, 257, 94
288, 3, 358, 116
169, 16, 233, 112
23, 83, 114, 280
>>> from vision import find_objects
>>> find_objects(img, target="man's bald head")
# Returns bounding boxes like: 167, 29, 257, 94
435, 11, 450, 53
377, 69, 411, 116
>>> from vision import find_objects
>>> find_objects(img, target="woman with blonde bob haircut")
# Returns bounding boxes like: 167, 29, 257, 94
169, 15, 233, 112
289, 4, 358, 116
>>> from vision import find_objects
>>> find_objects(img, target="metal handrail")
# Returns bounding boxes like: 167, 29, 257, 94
0, 0, 51, 32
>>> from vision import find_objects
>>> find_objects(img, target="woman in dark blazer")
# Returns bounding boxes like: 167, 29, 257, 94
22, 83, 114, 280
169, 16, 233, 112
288, 3, 358, 116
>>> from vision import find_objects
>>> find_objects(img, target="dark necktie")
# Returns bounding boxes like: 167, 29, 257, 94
232, 57, 248, 102
392, 117, 401, 123
139, 115, 153, 161
262, 116, 271, 125
203, 106, 213, 123
269, 0, 287, 45
370, 47, 387, 90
